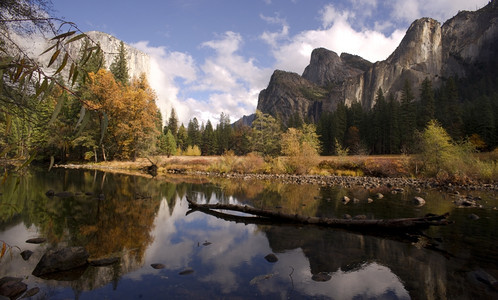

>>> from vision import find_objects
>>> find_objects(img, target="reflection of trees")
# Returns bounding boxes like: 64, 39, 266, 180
264, 225, 449, 299
209, 179, 321, 217
1, 169, 164, 264
77, 173, 161, 262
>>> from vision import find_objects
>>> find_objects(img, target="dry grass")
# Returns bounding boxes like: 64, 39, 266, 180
73, 152, 497, 182
317, 155, 411, 177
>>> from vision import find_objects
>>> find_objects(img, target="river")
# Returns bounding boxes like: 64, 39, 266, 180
0, 168, 497, 299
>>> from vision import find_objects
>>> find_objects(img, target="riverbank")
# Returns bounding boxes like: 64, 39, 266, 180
55, 155, 498, 192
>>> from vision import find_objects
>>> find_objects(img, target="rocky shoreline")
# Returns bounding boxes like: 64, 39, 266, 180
56, 163, 497, 192
189, 171, 498, 192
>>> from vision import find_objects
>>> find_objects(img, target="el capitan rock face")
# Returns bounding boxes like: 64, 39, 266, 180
40, 31, 151, 82
256, 1, 498, 125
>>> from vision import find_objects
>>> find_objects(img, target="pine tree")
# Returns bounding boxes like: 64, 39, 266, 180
176, 124, 188, 151
372, 88, 388, 153
187, 118, 200, 147
166, 108, 179, 138
231, 124, 251, 155
201, 120, 216, 155
418, 77, 435, 130
250, 110, 282, 156
388, 94, 401, 153
216, 112, 232, 154
110, 41, 130, 85
332, 102, 347, 153
317, 112, 333, 155
399, 80, 416, 152
161, 129, 176, 157
445, 77, 463, 139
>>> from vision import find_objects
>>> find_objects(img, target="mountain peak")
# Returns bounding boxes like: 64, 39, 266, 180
302, 48, 371, 86
255, 2, 498, 123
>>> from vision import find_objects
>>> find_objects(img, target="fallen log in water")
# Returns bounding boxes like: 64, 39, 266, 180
186, 196, 452, 230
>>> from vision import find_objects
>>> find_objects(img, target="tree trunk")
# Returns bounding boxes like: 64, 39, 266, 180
186, 197, 451, 230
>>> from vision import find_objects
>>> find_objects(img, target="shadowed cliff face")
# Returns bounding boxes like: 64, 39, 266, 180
302, 48, 371, 86
256, 1, 498, 123
256, 70, 327, 124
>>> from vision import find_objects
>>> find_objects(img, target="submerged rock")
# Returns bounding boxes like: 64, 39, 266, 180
0, 277, 27, 300
150, 263, 165, 269
341, 196, 350, 204
470, 269, 498, 290
20, 250, 33, 261
32, 247, 89, 277
178, 268, 194, 275
312, 272, 331, 282
412, 197, 426, 206
264, 253, 278, 263
467, 214, 480, 220
454, 198, 478, 207
376, 193, 384, 199
26, 238, 46, 244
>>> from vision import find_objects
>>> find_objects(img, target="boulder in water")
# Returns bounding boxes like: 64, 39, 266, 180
32, 247, 89, 277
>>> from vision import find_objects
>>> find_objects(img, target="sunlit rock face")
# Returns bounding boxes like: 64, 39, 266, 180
256, 1, 498, 124
344, 17, 443, 110
86, 31, 150, 80
40, 31, 151, 81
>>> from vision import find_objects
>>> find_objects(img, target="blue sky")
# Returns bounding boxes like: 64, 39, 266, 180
51, 0, 489, 125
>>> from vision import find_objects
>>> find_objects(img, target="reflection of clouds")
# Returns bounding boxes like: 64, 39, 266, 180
125, 195, 272, 294
126, 197, 195, 280
122, 194, 409, 299
195, 223, 268, 293
256, 249, 409, 299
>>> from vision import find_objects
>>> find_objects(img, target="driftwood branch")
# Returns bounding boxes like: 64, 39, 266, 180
186, 196, 452, 230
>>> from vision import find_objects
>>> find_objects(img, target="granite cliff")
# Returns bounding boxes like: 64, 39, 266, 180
256, 0, 498, 125
42, 31, 150, 81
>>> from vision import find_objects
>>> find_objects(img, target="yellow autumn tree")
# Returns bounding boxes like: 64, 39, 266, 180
281, 124, 321, 174
86, 70, 160, 160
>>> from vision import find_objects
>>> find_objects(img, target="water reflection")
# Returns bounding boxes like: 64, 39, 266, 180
0, 169, 497, 299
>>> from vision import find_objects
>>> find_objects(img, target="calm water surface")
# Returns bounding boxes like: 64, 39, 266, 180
0, 168, 497, 299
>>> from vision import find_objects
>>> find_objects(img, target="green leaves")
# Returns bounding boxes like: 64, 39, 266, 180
48, 94, 65, 125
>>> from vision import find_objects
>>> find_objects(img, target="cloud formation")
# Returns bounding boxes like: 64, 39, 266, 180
134, 32, 272, 125
390, 0, 489, 23
261, 3, 404, 74
134, 0, 489, 125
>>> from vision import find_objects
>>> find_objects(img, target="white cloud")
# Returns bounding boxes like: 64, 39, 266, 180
134, 1, 490, 125
260, 14, 290, 48
132, 41, 197, 125
262, 4, 404, 74
390, 0, 489, 23
320, 4, 351, 28
134, 32, 271, 125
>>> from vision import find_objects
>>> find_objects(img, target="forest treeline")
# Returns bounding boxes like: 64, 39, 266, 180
2, 36, 498, 164
1, 0, 497, 164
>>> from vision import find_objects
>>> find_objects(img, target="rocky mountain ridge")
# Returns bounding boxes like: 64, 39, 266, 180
256, 0, 498, 125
